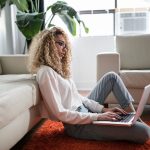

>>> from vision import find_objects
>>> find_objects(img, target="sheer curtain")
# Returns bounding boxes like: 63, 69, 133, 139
0, 2, 25, 54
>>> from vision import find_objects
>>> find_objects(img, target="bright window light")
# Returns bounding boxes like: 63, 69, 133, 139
80, 14, 114, 36
118, 0, 150, 8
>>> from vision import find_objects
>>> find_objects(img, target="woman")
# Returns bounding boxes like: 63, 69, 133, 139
28, 26, 150, 143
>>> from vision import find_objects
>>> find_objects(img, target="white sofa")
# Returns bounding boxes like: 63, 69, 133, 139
97, 34, 150, 105
0, 55, 42, 150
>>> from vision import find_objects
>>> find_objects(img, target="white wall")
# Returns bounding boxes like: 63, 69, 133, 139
71, 36, 115, 90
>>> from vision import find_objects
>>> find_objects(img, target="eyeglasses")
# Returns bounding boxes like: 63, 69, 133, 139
55, 41, 67, 49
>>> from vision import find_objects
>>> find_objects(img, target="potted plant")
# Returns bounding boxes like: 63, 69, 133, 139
0, 0, 89, 50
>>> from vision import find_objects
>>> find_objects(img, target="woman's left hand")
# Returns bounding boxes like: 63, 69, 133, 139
102, 107, 127, 115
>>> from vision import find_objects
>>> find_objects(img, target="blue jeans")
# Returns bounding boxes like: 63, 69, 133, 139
64, 72, 150, 143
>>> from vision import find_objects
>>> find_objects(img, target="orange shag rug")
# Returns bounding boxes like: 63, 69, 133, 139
23, 119, 150, 150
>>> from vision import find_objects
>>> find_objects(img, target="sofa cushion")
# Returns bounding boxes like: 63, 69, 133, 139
0, 74, 41, 105
116, 34, 150, 69
119, 70, 150, 88
0, 77, 41, 129
0, 74, 35, 82
0, 55, 29, 74
0, 83, 32, 128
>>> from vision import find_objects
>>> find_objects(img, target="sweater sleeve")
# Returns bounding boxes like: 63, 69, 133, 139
37, 67, 99, 124
81, 97, 104, 113
70, 79, 104, 113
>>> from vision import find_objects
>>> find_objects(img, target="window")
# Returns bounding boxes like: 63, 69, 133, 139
117, 0, 150, 8
44, 0, 150, 36
67, 0, 115, 36
79, 13, 114, 36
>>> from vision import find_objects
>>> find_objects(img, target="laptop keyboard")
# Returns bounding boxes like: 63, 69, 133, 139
117, 113, 135, 122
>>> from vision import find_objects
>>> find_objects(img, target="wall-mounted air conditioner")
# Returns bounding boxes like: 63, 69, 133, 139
116, 12, 149, 34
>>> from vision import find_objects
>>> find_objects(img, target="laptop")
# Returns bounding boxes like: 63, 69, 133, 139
93, 84, 150, 127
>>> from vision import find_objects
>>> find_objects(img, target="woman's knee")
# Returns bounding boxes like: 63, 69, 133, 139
105, 71, 119, 81
133, 122, 150, 143
140, 127, 150, 143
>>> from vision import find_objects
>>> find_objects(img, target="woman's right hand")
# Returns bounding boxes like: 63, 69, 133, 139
97, 112, 121, 121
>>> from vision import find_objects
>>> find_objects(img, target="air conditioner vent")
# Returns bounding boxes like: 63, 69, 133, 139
120, 13, 132, 18
117, 12, 149, 34
135, 12, 146, 17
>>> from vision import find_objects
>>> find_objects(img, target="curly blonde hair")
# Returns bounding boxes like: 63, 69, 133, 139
28, 27, 72, 79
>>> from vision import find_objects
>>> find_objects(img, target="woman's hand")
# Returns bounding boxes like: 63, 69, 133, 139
102, 107, 127, 115
97, 107, 128, 121
97, 112, 121, 121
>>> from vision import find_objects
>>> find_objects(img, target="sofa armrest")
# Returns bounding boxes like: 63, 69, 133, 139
97, 52, 120, 81
0, 55, 29, 74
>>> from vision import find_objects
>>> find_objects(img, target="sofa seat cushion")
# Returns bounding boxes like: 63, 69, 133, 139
0, 75, 41, 129
0, 74, 41, 105
0, 83, 32, 128
119, 70, 150, 88
0, 74, 35, 82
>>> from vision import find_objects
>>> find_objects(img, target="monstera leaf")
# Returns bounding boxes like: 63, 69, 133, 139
47, 1, 89, 36
16, 12, 45, 40
0, 0, 28, 11
58, 11, 76, 36
11, 0, 29, 12
0, 0, 7, 9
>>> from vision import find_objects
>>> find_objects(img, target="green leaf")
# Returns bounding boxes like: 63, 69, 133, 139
11, 0, 29, 12
48, 23, 55, 28
0, 0, 7, 9
49, 1, 69, 14
58, 11, 76, 36
47, 1, 77, 35
80, 21, 89, 33
16, 12, 45, 39
46, 1, 88, 35
46, 5, 52, 12
74, 13, 89, 33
